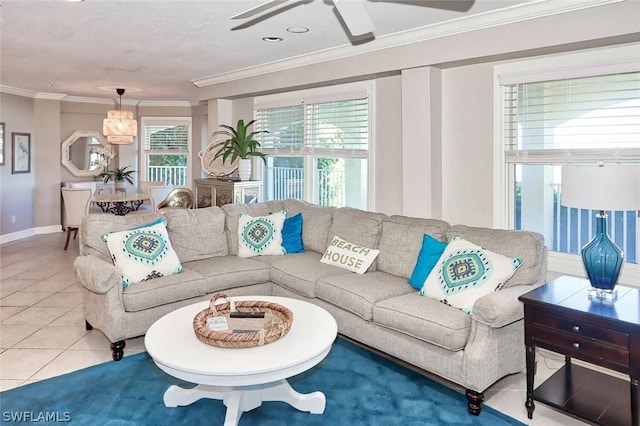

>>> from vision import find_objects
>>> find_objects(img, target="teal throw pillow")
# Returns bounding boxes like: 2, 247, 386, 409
408, 234, 448, 289
282, 213, 305, 254
101, 217, 183, 288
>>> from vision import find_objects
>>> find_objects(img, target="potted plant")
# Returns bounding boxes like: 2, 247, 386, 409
212, 119, 267, 181
100, 166, 136, 192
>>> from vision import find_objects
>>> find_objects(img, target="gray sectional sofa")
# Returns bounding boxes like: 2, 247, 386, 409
75, 198, 547, 415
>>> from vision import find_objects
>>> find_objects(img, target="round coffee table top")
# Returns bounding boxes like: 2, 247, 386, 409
144, 296, 338, 387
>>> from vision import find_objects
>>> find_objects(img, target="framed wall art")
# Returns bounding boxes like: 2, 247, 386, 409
0, 122, 5, 165
12, 132, 31, 174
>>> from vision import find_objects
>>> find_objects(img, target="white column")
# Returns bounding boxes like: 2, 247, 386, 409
401, 67, 442, 218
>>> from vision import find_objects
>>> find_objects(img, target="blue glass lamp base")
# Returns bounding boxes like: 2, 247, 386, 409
581, 213, 623, 298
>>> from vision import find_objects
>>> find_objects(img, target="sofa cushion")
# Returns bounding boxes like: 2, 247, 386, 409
185, 256, 271, 293
419, 236, 523, 314
373, 292, 471, 351
327, 207, 386, 250
237, 210, 286, 258
321, 235, 380, 274
316, 272, 414, 320
251, 253, 304, 266
101, 217, 183, 288
377, 216, 450, 279
163, 207, 228, 263
122, 268, 206, 312
270, 252, 350, 298
81, 213, 163, 262
445, 225, 545, 288
222, 200, 285, 255
283, 199, 335, 253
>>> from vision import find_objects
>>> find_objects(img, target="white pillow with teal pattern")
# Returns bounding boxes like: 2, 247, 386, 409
419, 236, 523, 314
101, 217, 183, 288
237, 210, 287, 258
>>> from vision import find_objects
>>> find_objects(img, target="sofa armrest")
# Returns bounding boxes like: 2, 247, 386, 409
74, 255, 121, 295
471, 284, 543, 328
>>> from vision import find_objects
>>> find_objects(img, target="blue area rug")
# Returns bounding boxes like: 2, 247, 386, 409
1, 337, 523, 425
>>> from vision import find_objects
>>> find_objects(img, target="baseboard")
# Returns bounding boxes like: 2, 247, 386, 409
1, 225, 61, 245
35, 225, 62, 235
0, 229, 34, 244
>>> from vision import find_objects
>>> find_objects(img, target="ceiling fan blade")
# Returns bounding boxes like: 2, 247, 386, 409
332, 0, 375, 36
231, 0, 290, 19
369, 0, 474, 13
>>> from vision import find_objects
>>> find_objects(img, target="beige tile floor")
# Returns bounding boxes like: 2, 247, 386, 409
0, 232, 591, 425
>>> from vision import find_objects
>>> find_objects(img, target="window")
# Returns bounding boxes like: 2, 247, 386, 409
141, 117, 191, 187
254, 88, 370, 209
497, 54, 640, 275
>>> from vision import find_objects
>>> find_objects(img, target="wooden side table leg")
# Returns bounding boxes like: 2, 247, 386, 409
525, 345, 536, 419
632, 378, 639, 426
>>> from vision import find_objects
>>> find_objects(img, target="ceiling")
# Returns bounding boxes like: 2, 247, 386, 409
0, 0, 534, 104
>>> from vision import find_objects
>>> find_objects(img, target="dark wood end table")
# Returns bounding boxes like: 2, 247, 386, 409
519, 276, 639, 426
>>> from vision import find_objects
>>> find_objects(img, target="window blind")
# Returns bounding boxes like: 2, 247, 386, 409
254, 105, 304, 149
255, 96, 369, 153
502, 71, 640, 163
144, 123, 189, 151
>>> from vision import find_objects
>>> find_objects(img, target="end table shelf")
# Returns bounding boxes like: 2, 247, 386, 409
536, 363, 631, 426
519, 276, 639, 426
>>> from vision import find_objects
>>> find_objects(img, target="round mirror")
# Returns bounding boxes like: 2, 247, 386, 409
61, 130, 115, 177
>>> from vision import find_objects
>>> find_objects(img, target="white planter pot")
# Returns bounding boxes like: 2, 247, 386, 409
238, 159, 252, 181
115, 180, 127, 192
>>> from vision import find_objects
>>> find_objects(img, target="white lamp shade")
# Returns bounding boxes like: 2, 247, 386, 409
107, 135, 135, 145
561, 165, 640, 211
103, 109, 137, 144
105, 109, 134, 121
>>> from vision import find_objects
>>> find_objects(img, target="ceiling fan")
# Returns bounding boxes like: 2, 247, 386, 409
231, 0, 472, 38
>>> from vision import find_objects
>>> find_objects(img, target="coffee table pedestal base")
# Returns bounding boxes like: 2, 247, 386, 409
163, 379, 326, 426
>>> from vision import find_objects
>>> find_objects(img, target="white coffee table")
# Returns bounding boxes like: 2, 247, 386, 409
144, 296, 338, 426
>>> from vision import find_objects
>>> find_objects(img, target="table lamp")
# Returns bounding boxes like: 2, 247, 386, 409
561, 165, 640, 300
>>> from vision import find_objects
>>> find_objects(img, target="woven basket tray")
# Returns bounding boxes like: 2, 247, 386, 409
193, 293, 293, 348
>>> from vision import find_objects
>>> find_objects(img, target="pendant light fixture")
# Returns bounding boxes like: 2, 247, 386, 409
103, 88, 137, 145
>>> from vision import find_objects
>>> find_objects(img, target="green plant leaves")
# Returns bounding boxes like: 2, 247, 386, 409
212, 119, 268, 164
100, 166, 136, 184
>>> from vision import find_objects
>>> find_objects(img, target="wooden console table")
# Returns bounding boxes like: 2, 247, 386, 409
194, 178, 262, 208
519, 276, 639, 426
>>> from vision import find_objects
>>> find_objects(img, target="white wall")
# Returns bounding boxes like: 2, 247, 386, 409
34, 99, 62, 231
372, 76, 403, 216
441, 63, 495, 227
0, 93, 35, 238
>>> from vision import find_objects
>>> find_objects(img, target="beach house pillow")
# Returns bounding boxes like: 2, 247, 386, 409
282, 212, 305, 254
237, 210, 287, 258
408, 234, 448, 289
321, 235, 380, 274
419, 236, 523, 314
101, 217, 183, 288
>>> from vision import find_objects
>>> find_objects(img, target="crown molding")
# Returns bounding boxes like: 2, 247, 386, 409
2, 88, 193, 106
0, 85, 38, 98
63, 96, 114, 105
34, 92, 67, 100
138, 100, 194, 108
192, 0, 624, 88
